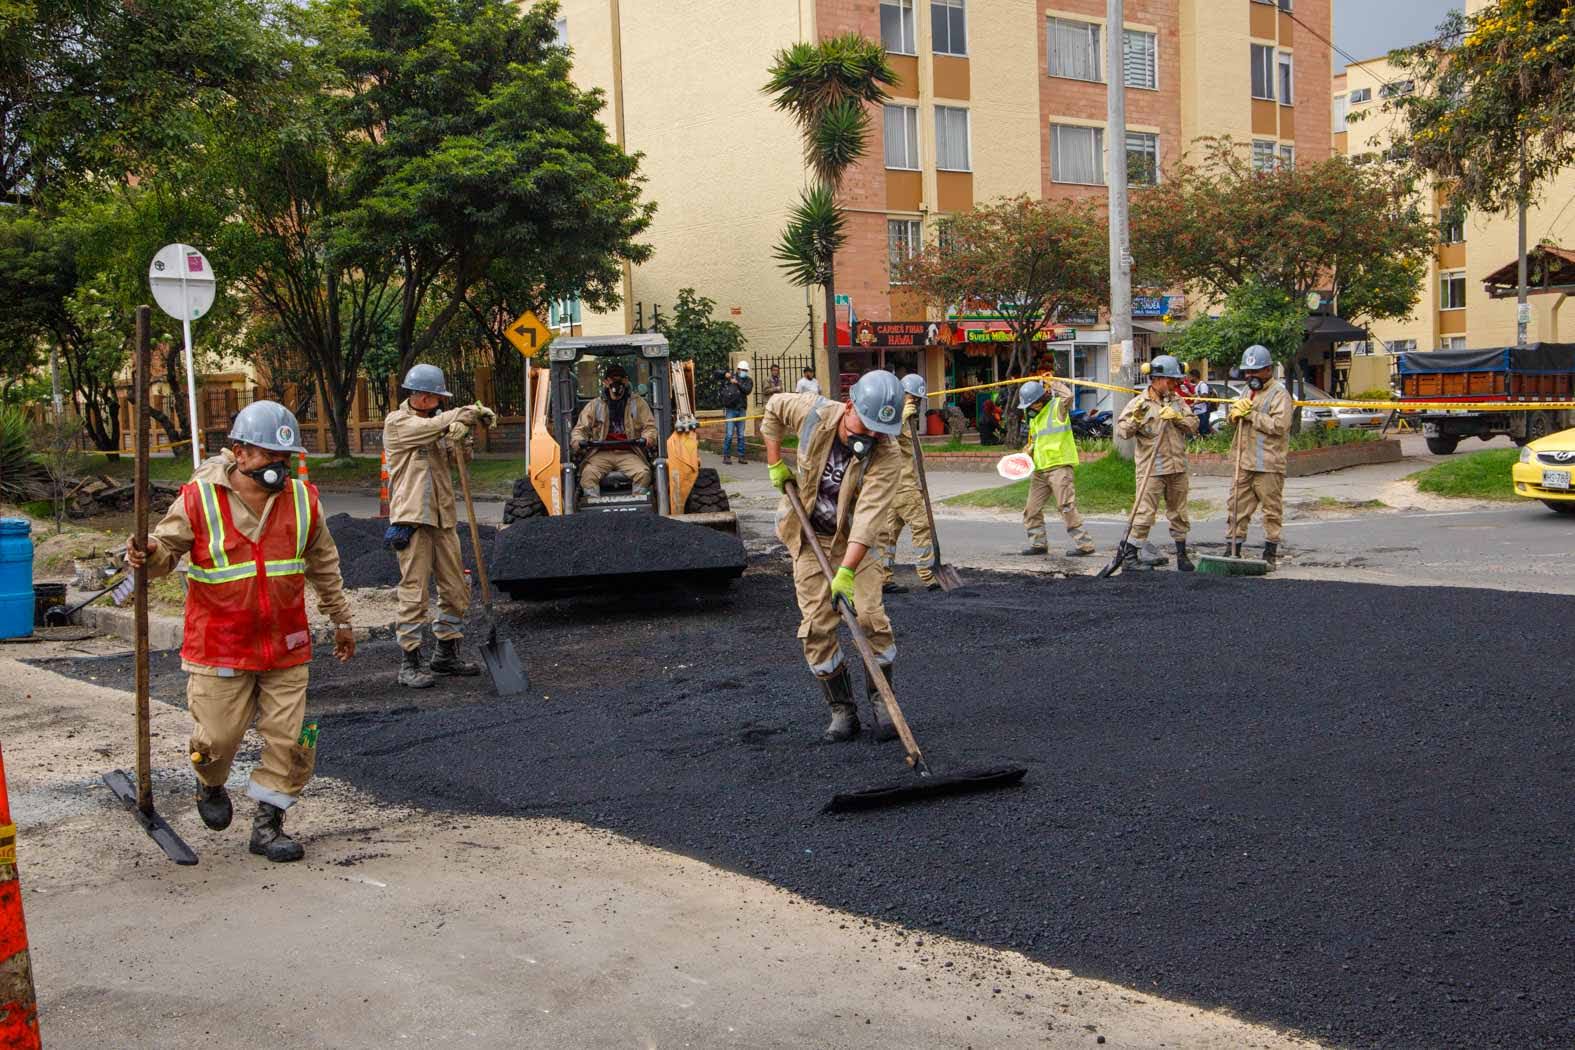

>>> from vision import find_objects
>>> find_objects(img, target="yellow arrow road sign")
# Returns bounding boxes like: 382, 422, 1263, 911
505, 309, 552, 356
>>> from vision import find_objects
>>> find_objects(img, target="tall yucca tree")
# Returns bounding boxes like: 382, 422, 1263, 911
765, 34, 897, 397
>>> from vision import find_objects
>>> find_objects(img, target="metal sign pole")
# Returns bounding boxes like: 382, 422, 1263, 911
182, 313, 200, 470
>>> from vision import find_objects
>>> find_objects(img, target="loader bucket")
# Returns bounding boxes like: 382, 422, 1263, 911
490, 511, 746, 599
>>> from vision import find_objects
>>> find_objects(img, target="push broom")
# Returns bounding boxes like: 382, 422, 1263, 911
782, 483, 1025, 814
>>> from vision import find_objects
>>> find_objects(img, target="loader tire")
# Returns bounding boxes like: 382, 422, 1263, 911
684, 468, 731, 514
503, 478, 548, 524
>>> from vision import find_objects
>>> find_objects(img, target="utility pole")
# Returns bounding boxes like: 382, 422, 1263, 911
1107, 0, 1136, 459
1516, 139, 1530, 348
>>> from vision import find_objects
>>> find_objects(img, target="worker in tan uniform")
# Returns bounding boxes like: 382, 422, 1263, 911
383, 363, 498, 688
1017, 376, 1096, 557
1225, 344, 1296, 571
762, 372, 905, 743
1114, 355, 1200, 572
572, 364, 658, 498
124, 401, 354, 863
876, 372, 937, 594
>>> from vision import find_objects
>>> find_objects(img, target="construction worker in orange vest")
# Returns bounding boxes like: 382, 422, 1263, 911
125, 401, 355, 863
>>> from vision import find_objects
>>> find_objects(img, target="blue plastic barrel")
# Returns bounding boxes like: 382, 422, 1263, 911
0, 517, 34, 639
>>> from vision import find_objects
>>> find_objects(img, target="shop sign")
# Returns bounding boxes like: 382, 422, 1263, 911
852, 320, 958, 348
1132, 294, 1185, 318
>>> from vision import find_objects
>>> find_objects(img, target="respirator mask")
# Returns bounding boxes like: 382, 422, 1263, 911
606, 381, 629, 401
244, 460, 291, 493
1247, 376, 1266, 391
848, 433, 876, 462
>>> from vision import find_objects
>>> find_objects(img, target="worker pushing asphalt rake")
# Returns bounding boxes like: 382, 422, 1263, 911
783, 482, 1025, 814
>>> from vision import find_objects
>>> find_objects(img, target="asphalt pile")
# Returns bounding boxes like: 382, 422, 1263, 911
326, 513, 497, 589
37, 568, 1575, 1048
486, 512, 745, 595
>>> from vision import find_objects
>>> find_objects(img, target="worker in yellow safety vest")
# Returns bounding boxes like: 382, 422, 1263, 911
1018, 377, 1095, 557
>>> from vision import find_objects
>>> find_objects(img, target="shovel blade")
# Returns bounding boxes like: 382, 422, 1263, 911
1095, 553, 1122, 579
102, 769, 199, 866
480, 636, 528, 697
933, 563, 965, 591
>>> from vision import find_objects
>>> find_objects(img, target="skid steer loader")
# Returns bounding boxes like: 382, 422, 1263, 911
491, 333, 747, 598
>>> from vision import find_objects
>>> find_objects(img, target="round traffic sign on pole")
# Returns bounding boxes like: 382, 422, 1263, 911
147, 244, 217, 469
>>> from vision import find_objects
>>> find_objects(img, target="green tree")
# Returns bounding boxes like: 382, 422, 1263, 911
764, 34, 897, 399
653, 289, 748, 410
1165, 280, 1308, 370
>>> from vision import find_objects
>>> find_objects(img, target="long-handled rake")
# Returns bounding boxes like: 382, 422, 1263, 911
907, 416, 963, 590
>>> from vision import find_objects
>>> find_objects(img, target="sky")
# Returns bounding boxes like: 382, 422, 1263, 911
1332, 0, 1462, 69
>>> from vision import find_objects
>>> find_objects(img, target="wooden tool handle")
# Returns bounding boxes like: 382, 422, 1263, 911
1117, 416, 1164, 550
453, 449, 492, 609
909, 417, 944, 568
133, 305, 152, 815
783, 483, 926, 770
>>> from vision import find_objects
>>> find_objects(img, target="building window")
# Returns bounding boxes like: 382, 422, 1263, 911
1348, 86, 1372, 104
1380, 79, 1415, 99
1440, 271, 1466, 311
1251, 44, 1276, 100
552, 17, 567, 48
1126, 131, 1159, 185
1251, 139, 1277, 171
1051, 123, 1104, 185
1279, 144, 1294, 168
1390, 339, 1417, 353
880, 0, 916, 55
935, 105, 970, 171
549, 296, 582, 329
932, 0, 967, 56
883, 104, 919, 170
888, 218, 922, 276
1444, 336, 1467, 350
1277, 51, 1293, 105
1279, 0, 1293, 9
1123, 29, 1157, 90
1439, 215, 1465, 244
1333, 93, 1348, 132
1047, 17, 1100, 82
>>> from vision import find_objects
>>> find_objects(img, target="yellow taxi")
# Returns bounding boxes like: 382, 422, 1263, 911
1514, 427, 1575, 515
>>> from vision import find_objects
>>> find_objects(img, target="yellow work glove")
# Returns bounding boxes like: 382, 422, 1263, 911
902, 400, 918, 423
767, 460, 792, 492
473, 403, 499, 427
830, 566, 856, 613
1229, 396, 1255, 421
446, 420, 470, 442
1130, 399, 1152, 422
1159, 404, 1188, 423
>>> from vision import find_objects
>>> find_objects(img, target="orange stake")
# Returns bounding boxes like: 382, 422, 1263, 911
0, 744, 41, 1050
378, 449, 390, 519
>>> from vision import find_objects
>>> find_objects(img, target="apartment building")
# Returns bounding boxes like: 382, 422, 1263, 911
558, 0, 1332, 401
1333, 0, 1575, 356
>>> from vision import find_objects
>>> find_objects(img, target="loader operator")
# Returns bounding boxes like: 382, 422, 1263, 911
1017, 374, 1095, 558
124, 401, 354, 863
383, 363, 499, 689
571, 363, 658, 498
762, 371, 905, 744
1113, 354, 1199, 572
1225, 344, 1295, 571
876, 372, 937, 594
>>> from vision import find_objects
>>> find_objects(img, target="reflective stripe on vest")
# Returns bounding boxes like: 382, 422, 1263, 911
1030, 401, 1077, 470
187, 479, 309, 584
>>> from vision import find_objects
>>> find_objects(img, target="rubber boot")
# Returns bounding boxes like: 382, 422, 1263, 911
429, 637, 481, 677
1263, 541, 1279, 572
195, 783, 232, 831
818, 666, 860, 743
1175, 540, 1195, 573
249, 801, 304, 863
1118, 541, 1141, 571
398, 647, 434, 689
866, 665, 898, 743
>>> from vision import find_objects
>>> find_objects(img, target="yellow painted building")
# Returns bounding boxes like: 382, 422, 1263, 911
558, 0, 1333, 404
1333, 4, 1575, 357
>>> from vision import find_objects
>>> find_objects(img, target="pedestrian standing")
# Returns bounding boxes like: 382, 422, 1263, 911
795, 367, 821, 395
123, 401, 355, 863
383, 364, 499, 688
1018, 376, 1095, 557
1191, 370, 1214, 437
762, 373, 905, 743
877, 373, 938, 594
720, 363, 753, 464
1113, 355, 1200, 571
1225, 344, 1295, 570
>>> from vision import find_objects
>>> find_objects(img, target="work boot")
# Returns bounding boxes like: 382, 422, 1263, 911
248, 801, 304, 863
722, 455, 732, 465
818, 666, 860, 743
1136, 541, 1168, 568
1117, 541, 1141, 570
429, 637, 481, 676
866, 665, 898, 743
737, 456, 748, 465
397, 647, 434, 689
1263, 541, 1279, 572
195, 783, 232, 831
1175, 541, 1195, 572
1020, 543, 1049, 556
1065, 530, 1096, 557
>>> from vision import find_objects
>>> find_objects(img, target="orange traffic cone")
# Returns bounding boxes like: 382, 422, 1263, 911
378, 449, 390, 519
296, 451, 310, 482
0, 744, 41, 1050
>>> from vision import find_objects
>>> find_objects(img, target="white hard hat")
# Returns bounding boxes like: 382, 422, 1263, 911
228, 400, 306, 453
736, 361, 750, 372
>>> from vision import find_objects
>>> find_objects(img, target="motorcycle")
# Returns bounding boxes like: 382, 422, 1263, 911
1070, 409, 1112, 440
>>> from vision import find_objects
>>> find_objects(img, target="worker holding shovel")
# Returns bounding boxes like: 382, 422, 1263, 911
876, 373, 938, 594
1017, 375, 1096, 558
124, 401, 355, 863
1113, 355, 1199, 572
1224, 345, 1295, 571
762, 372, 905, 744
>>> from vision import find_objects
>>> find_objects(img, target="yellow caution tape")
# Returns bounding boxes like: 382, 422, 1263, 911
0, 821, 15, 865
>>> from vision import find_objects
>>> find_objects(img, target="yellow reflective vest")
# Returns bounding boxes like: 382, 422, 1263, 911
1029, 399, 1077, 471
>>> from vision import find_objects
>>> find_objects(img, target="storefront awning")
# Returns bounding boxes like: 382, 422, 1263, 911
1482, 244, 1575, 299
1304, 315, 1368, 343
